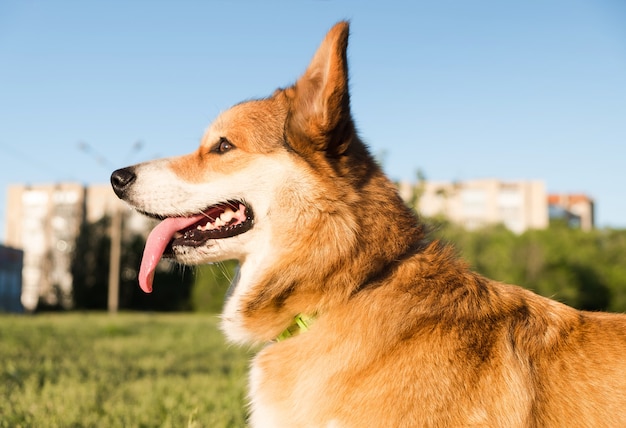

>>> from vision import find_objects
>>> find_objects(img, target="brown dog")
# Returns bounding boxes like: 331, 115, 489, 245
111, 21, 626, 427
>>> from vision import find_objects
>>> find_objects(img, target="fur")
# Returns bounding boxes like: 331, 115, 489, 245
111, 21, 626, 427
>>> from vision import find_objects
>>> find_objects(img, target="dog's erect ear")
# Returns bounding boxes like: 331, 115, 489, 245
285, 21, 354, 155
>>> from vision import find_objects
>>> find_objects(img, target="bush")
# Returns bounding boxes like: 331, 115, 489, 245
191, 261, 238, 313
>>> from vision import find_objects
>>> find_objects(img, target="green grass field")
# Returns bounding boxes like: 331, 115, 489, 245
0, 312, 252, 427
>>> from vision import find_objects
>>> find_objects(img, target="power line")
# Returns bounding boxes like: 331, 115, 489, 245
78, 140, 144, 170
77, 141, 116, 169
78, 139, 144, 315
0, 141, 70, 178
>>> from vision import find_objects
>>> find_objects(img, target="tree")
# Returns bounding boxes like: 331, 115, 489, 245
71, 214, 194, 311
71, 216, 110, 309
429, 220, 625, 313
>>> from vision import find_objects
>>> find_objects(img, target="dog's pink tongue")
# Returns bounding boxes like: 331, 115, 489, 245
139, 214, 205, 293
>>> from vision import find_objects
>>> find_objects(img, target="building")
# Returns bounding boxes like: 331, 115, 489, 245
0, 245, 23, 313
548, 193, 595, 231
5, 183, 85, 310
4, 182, 149, 312
399, 178, 549, 234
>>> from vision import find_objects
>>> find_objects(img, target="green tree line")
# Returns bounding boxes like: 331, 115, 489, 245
70, 214, 235, 312
431, 218, 626, 312
69, 213, 626, 314
71, 215, 194, 311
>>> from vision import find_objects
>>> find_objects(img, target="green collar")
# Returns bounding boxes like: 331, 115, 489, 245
275, 314, 316, 342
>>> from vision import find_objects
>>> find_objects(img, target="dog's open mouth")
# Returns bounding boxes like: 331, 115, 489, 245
138, 200, 253, 294
170, 201, 253, 248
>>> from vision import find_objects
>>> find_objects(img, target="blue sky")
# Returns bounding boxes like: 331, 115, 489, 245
1, 0, 625, 240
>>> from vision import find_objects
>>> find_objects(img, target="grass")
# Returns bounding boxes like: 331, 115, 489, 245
0, 312, 252, 427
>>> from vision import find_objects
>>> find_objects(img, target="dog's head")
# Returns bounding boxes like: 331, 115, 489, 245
111, 22, 361, 293
112, 21, 422, 342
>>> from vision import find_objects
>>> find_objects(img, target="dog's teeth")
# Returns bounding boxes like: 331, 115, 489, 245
196, 221, 214, 232
181, 206, 241, 237
220, 209, 235, 223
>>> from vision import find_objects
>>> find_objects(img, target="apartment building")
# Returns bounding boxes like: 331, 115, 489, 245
5, 183, 85, 310
399, 178, 549, 234
4, 182, 147, 312
548, 193, 595, 231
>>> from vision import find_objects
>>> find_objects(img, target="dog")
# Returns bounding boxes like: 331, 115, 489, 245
111, 21, 626, 427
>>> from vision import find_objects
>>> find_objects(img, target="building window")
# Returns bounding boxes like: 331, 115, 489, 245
498, 188, 523, 233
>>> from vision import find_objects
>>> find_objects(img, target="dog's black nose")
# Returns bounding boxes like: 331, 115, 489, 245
110, 167, 136, 198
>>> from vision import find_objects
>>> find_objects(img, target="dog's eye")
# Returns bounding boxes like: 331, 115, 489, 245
212, 137, 234, 154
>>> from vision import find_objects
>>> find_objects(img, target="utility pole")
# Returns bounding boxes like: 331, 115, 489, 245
108, 205, 122, 313
79, 140, 142, 314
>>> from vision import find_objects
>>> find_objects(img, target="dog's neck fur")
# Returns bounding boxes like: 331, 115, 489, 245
230, 158, 425, 343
